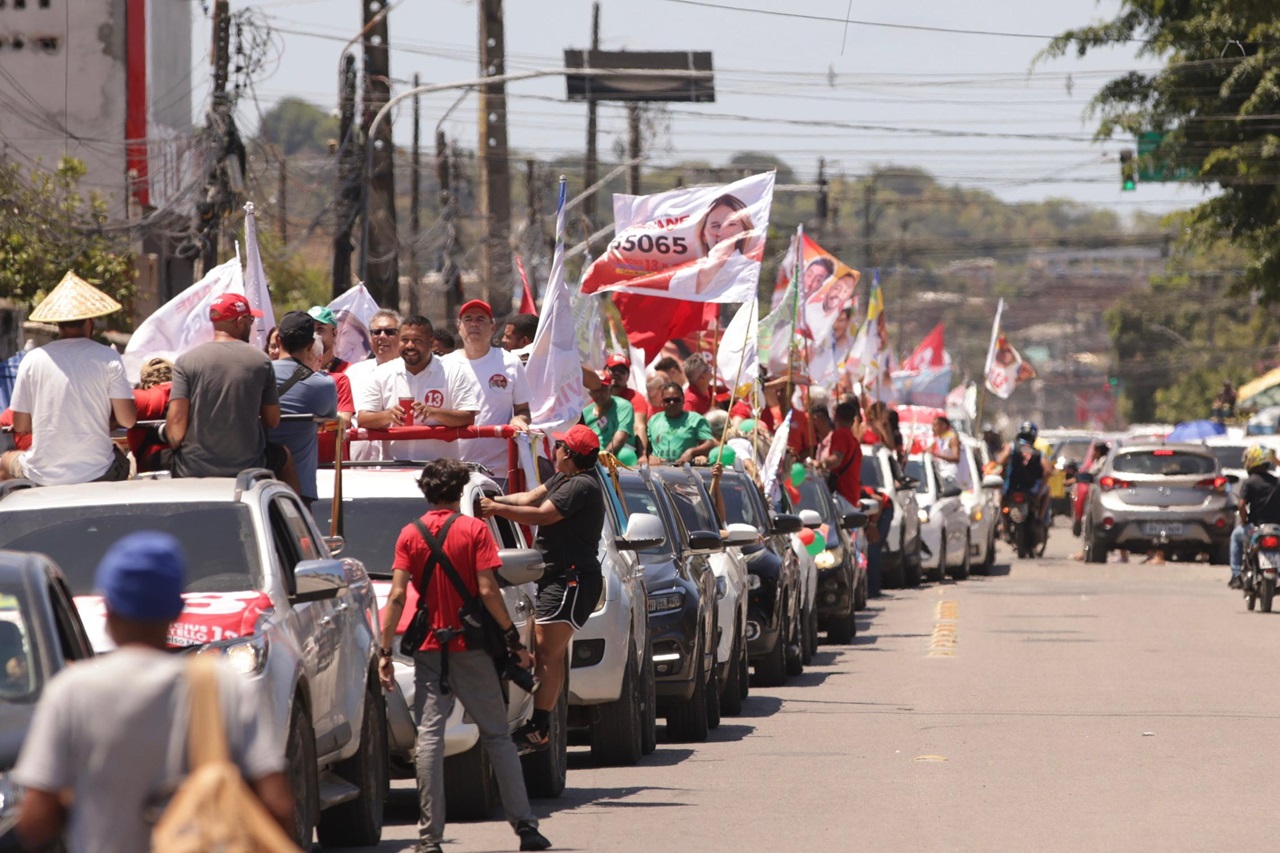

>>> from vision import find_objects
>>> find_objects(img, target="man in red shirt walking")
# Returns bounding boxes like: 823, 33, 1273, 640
378, 458, 550, 853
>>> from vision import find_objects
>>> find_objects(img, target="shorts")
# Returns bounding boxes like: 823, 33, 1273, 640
535, 571, 604, 630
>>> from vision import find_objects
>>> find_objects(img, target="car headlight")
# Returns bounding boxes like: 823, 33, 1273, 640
814, 549, 838, 569
715, 576, 727, 599
0, 770, 23, 830
648, 590, 685, 614
918, 508, 930, 523
222, 635, 269, 675
970, 507, 984, 522
747, 574, 762, 590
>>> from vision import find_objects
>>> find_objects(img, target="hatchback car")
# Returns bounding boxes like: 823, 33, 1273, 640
792, 473, 867, 644
861, 445, 923, 588
1077, 443, 1234, 563
906, 452, 970, 581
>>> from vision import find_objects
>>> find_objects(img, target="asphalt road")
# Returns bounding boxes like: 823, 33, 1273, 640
341, 526, 1266, 853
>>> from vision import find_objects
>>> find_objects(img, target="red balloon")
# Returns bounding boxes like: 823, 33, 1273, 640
797, 528, 816, 546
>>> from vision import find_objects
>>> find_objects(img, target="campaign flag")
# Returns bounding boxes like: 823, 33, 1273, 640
526, 179, 587, 432
122, 257, 243, 383
760, 225, 804, 375
242, 202, 277, 350
899, 324, 949, 373
515, 253, 538, 316
760, 410, 792, 502
983, 299, 1035, 399
582, 172, 775, 303
858, 271, 895, 400
892, 323, 951, 408
570, 256, 607, 370
715, 301, 759, 399
771, 232, 860, 346
946, 381, 978, 424
326, 283, 381, 365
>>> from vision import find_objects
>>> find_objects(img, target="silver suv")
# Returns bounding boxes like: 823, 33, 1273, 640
0, 471, 387, 849
1077, 443, 1234, 563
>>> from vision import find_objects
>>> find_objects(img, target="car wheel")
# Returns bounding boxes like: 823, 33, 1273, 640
949, 531, 971, 581
828, 601, 855, 644
443, 738, 497, 820
979, 529, 995, 574
854, 566, 868, 610
523, 663, 569, 793
753, 611, 787, 688
317, 681, 388, 846
705, 653, 722, 731
904, 537, 924, 588
588, 644, 643, 766
800, 605, 814, 665
1210, 543, 1231, 565
640, 651, 658, 755
737, 628, 750, 701
666, 641, 709, 742
1084, 520, 1108, 564
928, 530, 947, 583
785, 608, 804, 678
721, 630, 744, 716
881, 545, 905, 589
285, 700, 319, 850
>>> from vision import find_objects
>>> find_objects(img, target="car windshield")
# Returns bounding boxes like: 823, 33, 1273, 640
313, 498, 421, 572
1112, 450, 1216, 476
620, 484, 677, 558
0, 504, 262, 596
795, 478, 836, 526
661, 476, 719, 533
904, 460, 931, 494
717, 477, 768, 531
1050, 439, 1092, 465
861, 454, 884, 489
0, 586, 43, 703
1205, 445, 1248, 471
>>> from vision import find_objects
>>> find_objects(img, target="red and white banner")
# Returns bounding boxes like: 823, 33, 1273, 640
582, 172, 775, 303
982, 298, 1035, 400
771, 233, 860, 346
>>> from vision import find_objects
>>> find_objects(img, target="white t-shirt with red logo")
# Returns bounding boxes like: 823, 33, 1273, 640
444, 346, 531, 476
358, 355, 480, 461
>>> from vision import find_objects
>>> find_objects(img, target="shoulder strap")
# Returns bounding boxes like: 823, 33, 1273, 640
186, 656, 230, 769
277, 362, 314, 397
411, 513, 477, 604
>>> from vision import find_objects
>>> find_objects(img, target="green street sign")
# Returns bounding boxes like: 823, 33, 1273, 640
1136, 132, 1197, 183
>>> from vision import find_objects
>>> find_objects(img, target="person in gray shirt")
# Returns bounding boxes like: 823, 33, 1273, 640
14, 531, 293, 853
269, 311, 338, 505
164, 293, 301, 494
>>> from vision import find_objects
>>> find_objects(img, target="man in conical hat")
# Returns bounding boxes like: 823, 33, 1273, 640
1, 272, 137, 485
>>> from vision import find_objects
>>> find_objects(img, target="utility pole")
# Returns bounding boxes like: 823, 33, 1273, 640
478, 0, 514, 317
816, 157, 828, 239
199, 0, 231, 274
277, 155, 287, 245
627, 104, 641, 194
862, 177, 879, 269
409, 72, 421, 313
331, 52, 358, 298
362, 0, 398, 306
525, 157, 542, 290
583, 2, 600, 224
437, 130, 462, 317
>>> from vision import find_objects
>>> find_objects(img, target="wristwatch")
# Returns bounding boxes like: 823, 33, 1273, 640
378, 647, 392, 659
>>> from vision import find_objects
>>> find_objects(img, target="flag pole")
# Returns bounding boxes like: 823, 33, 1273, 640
711, 302, 757, 498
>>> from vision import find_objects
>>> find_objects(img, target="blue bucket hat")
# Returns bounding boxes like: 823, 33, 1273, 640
94, 532, 186, 622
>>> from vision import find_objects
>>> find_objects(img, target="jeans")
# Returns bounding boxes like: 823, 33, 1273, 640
1230, 524, 1248, 578
867, 501, 893, 597
413, 649, 537, 844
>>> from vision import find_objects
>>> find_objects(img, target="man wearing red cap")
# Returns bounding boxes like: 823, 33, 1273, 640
479, 424, 604, 752
165, 294, 301, 493
444, 300, 531, 485
605, 352, 649, 455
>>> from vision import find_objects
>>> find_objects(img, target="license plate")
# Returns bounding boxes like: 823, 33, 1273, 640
1142, 522, 1184, 536
1260, 552, 1280, 569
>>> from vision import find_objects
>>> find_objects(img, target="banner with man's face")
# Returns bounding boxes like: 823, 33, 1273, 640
581, 172, 775, 303
771, 233, 860, 346
984, 335, 1037, 400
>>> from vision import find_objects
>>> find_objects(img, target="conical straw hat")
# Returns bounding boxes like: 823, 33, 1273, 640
29, 271, 123, 323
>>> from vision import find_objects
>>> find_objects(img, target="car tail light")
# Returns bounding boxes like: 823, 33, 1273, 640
1153, 449, 1175, 456
1195, 476, 1228, 493
1261, 535, 1280, 550
1013, 492, 1026, 503
1102, 516, 1115, 529
1098, 476, 1132, 491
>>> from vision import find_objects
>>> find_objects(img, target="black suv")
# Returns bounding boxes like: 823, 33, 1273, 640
697, 468, 804, 686
618, 468, 722, 742
793, 473, 869, 645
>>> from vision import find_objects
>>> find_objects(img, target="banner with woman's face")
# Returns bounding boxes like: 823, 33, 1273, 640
581, 171, 775, 303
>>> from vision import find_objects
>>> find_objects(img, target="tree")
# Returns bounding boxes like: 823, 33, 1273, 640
1043, 3, 1280, 299
0, 157, 134, 324
257, 97, 340, 156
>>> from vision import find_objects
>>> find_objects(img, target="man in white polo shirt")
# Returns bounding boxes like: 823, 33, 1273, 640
356, 315, 479, 461
446, 299, 531, 486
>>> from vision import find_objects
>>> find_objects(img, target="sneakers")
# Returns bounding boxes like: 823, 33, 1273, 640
517, 821, 552, 851
1229, 575, 1244, 589
414, 842, 443, 853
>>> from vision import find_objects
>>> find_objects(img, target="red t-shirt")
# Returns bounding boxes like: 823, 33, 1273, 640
761, 405, 811, 458
684, 385, 712, 415
618, 387, 650, 417
126, 384, 171, 458
317, 372, 354, 464
391, 510, 501, 652
0, 409, 31, 451
824, 427, 863, 505
729, 401, 753, 421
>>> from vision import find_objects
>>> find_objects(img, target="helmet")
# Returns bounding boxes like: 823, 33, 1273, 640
1242, 444, 1276, 471
1016, 421, 1038, 443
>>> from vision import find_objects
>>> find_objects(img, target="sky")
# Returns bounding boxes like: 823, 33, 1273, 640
193, 0, 1206, 219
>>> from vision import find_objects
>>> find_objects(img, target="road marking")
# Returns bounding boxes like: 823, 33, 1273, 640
913, 755, 948, 762
928, 600, 958, 657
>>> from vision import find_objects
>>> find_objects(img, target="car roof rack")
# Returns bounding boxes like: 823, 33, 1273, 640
0, 480, 36, 502
234, 468, 276, 500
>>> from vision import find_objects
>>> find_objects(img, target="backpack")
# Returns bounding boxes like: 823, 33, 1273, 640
151, 657, 300, 852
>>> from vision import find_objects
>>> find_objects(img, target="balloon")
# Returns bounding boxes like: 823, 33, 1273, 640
797, 527, 816, 546
617, 446, 638, 466
737, 418, 757, 435
790, 462, 806, 487
806, 531, 826, 556
708, 445, 736, 466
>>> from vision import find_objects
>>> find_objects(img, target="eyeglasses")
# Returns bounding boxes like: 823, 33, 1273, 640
370, 328, 399, 337
661, 397, 683, 404
554, 440, 568, 451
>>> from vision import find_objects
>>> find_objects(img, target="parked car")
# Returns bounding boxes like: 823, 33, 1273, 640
861, 444, 923, 588
792, 473, 868, 644
1199, 436, 1280, 500
713, 469, 804, 686
0, 472, 386, 848
313, 464, 555, 817
1072, 435, 1123, 538
1077, 443, 1234, 563
616, 468, 721, 742
958, 437, 1003, 574
906, 452, 971, 581
0, 551, 95, 847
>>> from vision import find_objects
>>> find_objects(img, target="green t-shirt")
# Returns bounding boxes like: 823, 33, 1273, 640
583, 396, 634, 449
647, 410, 713, 461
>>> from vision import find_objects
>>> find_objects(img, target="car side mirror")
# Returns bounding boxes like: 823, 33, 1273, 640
770, 513, 802, 535
940, 485, 963, 499
497, 548, 545, 586
293, 559, 348, 603
616, 512, 665, 551
1076, 472, 1094, 485
981, 474, 1004, 490
841, 510, 869, 530
323, 535, 346, 556
798, 509, 824, 529
859, 498, 881, 515
688, 530, 724, 555
1227, 473, 1241, 484
723, 523, 760, 546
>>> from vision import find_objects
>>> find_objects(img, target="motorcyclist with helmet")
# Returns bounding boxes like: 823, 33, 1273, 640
1229, 444, 1280, 589
1004, 422, 1049, 547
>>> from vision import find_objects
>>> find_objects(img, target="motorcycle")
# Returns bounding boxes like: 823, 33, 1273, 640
1243, 524, 1280, 613
1002, 489, 1046, 559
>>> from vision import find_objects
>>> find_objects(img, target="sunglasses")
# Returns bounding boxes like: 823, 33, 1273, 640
661, 397, 683, 404
370, 328, 399, 337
